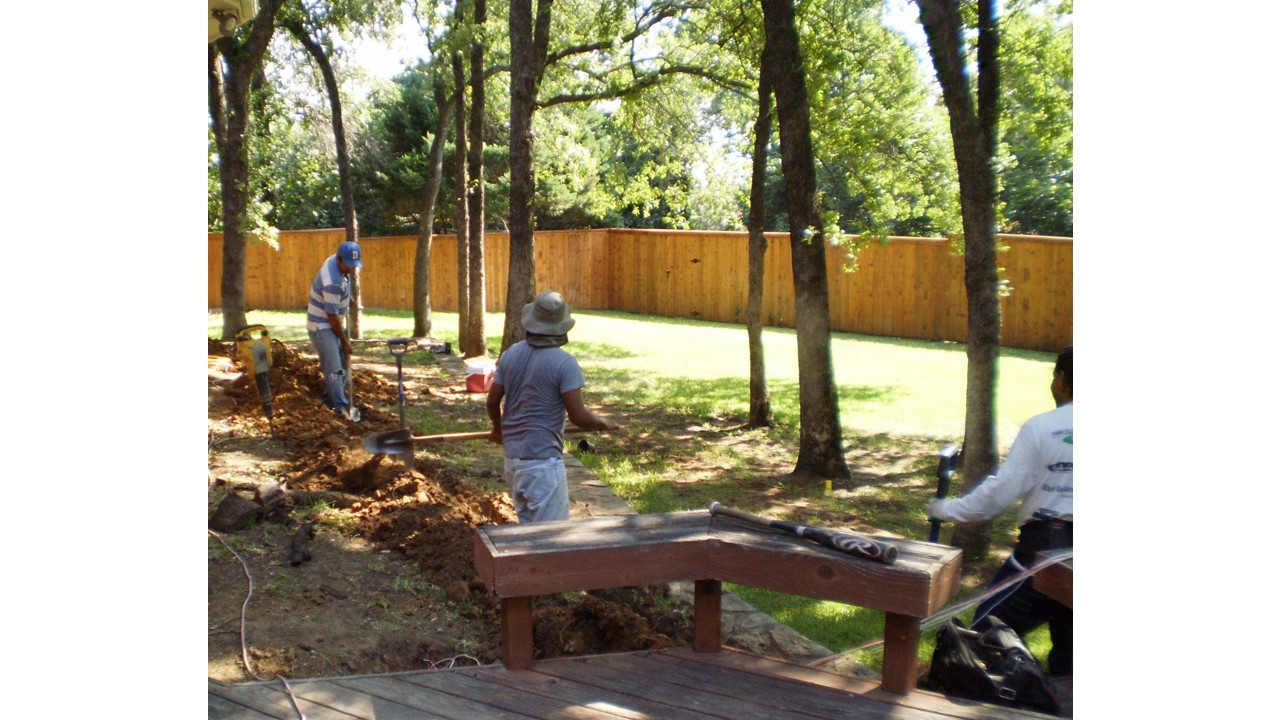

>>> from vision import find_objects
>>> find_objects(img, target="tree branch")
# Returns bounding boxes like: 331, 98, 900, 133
545, 6, 681, 65
540, 63, 752, 108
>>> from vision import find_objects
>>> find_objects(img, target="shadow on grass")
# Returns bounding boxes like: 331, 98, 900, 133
584, 363, 901, 432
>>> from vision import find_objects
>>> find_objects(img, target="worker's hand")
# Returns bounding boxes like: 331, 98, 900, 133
488, 426, 503, 445
341, 339, 354, 357
927, 498, 951, 523
598, 418, 621, 432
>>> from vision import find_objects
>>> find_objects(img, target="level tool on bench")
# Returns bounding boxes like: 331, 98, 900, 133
234, 324, 276, 436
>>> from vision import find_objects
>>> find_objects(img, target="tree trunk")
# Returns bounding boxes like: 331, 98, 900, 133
210, 1, 280, 341
454, 51, 471, 349
413, 79, 454, 339
760, 0, 848, 480
288, 22, 362, 338
464, 0, 489, 356
917, 0, 1002, 560
215, 61, 251, 342
746, 62, 774, 429
503, 0, 552, 352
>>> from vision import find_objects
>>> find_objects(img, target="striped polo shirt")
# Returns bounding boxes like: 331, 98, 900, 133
305, 254, 351, 332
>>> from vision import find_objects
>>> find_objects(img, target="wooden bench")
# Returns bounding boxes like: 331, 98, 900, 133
473, 510, 962, 694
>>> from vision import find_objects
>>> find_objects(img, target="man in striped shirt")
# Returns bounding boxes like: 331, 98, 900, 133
306, 241, 363, 421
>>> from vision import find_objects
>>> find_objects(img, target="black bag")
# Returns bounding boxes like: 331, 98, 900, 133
924, 617, 1064, 716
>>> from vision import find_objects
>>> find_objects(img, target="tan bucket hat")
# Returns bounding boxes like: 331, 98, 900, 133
521, 290, 576, 335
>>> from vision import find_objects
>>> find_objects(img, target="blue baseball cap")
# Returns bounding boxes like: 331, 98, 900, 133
337, 241, 363, 269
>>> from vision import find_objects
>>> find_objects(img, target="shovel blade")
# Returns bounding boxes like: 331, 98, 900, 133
364, 429, 413, 455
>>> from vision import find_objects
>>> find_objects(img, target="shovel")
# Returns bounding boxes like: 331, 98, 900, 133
364, 427, 595, 455
342, 326, 360, 421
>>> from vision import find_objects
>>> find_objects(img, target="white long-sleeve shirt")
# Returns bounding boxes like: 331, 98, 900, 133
932, 403, 1073, 527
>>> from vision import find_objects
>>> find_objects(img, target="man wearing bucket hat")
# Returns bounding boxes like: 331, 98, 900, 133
487, 290, 619, 523
305, 241, 364, 421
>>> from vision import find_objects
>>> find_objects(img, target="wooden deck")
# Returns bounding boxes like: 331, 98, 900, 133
209, 646, 1059, 719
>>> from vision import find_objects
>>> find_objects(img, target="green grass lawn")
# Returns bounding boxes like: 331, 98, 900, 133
210, 307, 1055, 447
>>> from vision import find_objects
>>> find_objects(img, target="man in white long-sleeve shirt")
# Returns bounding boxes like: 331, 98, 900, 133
928, 346, 1072, 676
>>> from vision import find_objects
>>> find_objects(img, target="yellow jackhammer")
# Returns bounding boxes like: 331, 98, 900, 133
234, 324, 276, 436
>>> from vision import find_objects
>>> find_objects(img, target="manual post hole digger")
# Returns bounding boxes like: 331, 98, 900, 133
386, 338, 413, 429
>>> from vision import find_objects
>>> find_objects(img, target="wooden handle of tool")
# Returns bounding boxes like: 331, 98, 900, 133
708, 502, 898, 565
411, 431, 492, 443
411, 427, 596, 443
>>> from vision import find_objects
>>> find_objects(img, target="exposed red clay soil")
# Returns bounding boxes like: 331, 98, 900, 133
208, 338, 691, 683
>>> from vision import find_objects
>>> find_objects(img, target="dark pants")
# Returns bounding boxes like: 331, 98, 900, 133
972, 519, 1072, 677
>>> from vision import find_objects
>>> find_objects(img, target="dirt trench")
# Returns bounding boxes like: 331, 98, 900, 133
207, 338, 693, 682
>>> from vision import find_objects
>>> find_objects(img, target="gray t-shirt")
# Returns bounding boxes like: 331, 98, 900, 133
493, 341, 585, 459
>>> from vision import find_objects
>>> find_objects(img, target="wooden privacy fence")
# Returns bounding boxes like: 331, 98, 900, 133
209, 228, 1072, 352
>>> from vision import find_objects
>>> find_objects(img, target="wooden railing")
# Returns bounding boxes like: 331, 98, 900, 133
209, 228, 1072, 352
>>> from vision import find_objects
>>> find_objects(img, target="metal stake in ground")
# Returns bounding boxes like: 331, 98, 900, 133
342, 325, 359, 421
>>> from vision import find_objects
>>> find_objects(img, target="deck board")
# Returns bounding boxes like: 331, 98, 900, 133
457, 663, 716, 720
533, 653, 824, 720
331, 674, 536, 719
661, 648, 1054, 719
586, 652, 942, 720
324, 676, 464, 719
208, 679, 366, 719
209, 647, 1062, 720
208, 689, 279, 720
271, 678, 447, 720
397, 670, 624, 719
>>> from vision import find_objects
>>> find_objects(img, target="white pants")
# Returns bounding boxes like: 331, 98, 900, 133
504, 456, 570, 524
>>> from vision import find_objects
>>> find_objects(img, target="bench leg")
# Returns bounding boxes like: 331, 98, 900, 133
880, 612, 922, 694
501, 596, 534, 670
693, 579, 722, 653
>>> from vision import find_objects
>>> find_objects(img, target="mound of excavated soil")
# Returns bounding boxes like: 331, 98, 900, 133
208, 338, 692, 682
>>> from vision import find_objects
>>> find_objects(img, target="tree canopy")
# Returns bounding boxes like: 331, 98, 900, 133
210, 0, 1073, 240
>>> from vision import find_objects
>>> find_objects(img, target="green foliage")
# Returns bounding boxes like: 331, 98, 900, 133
246, 59, 343, 233
350, 60, 512, 236
353, 68, 456, 234
999, 0, 1073, 235
532, 106, 618, 229
208, 129, 223, 230
596, 77, 722, 229
797, 0, 962, 238
207, 0, 1067, 242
